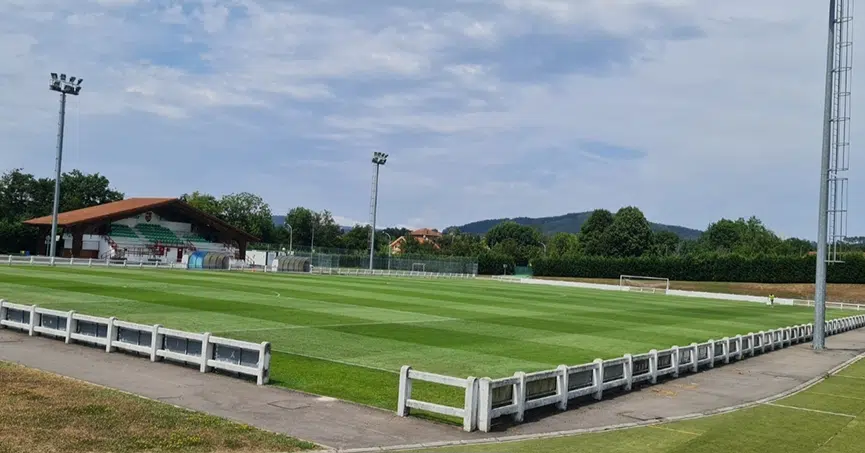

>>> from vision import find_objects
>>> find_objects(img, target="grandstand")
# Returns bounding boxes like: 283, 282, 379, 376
23, 198, 258, 263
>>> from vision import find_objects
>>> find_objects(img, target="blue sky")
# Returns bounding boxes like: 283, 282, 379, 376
0, 0, 861, 239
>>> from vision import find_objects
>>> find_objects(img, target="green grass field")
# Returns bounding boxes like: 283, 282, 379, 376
417, 357, 865, 453
0, 265, 843, 410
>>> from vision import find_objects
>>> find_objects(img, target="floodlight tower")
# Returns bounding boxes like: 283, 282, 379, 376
47, 73, 83, 263
368, 152, 388, 270
814, 0, 854, 349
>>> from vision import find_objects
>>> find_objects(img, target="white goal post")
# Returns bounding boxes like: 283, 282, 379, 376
619, 275, 670, 294
411, 263, 426, 272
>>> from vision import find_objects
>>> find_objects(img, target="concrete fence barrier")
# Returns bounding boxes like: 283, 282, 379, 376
398, 314, 865, 432
0, 299, 271, 385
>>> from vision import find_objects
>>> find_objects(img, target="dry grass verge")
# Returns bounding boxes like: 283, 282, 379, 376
0, 362, 318, 453
539, 277, 865, 303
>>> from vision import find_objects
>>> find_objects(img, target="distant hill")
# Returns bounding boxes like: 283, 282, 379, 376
448, 212, 703, 240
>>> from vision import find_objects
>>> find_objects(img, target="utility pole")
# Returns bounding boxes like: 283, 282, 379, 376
48, 73, 83, 264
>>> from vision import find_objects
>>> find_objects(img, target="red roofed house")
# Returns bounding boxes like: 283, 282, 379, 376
389, 228, 443, 254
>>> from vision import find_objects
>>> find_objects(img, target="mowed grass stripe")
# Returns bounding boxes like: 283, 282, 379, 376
20, 267, 826, 337
1, 270, 818, 369
0, 265, 849, 411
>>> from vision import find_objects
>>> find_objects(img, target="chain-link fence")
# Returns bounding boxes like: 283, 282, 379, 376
250, 244, 478, 275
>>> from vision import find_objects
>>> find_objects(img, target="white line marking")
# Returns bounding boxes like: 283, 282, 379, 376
648, 425, 702, 436
764, 403, 856, 418
835, 375, 865, 381
215, 317, 458, 334
809, 392, 865, 402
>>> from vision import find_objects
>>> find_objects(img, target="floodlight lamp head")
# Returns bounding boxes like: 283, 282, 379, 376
60, 74, 66, 81
51, 73, 58, 81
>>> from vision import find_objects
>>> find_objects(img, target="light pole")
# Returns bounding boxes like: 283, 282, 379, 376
368, 151, 388, 270
48, 73, 83, 263
540, 242, 547, 256
285, 223, 293, 253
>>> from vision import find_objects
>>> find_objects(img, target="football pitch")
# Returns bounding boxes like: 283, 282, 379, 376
0, 266, 842, 410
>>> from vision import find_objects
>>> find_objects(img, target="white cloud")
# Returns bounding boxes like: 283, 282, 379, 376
0, 0, 859, 239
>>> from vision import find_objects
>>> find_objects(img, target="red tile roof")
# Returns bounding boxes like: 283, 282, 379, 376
24, 198, 176, 226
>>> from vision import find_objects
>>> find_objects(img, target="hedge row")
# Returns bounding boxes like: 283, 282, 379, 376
530, 254, 865, 284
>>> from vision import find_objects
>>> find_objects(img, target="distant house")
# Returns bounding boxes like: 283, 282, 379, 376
389, 228, 443, 254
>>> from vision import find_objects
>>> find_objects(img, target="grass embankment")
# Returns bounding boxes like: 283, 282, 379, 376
0, 362, 317, 453
542, 277, 865, 303
415, 357, 865, 453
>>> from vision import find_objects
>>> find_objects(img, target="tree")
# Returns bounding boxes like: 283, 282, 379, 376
0, 168, 123, 253
59, 170, 123, 212
547, 232, 580, 258
604, 206, 653, 257
219, 192, 274, 241
180, 191, 223, 217
649, 230, 680, 257
283, 207, 342, 249
484, 221, 544, 265
341, 224, 372, 251
578, 209, 614, 256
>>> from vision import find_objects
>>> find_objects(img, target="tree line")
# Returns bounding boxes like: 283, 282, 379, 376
4, 167, 863, 283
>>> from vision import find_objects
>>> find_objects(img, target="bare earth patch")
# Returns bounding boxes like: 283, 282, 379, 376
0, 362, 317, 453
539, 277, 865, 303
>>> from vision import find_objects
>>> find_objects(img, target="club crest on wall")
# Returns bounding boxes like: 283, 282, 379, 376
144, 212, 152, 222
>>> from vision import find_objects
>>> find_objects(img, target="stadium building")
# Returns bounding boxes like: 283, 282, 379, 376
23, 198, 258, 263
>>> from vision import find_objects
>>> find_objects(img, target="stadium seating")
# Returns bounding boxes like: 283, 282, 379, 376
182, 232, 225, 252
109, 224, 139, 239
134, 223, 185, 246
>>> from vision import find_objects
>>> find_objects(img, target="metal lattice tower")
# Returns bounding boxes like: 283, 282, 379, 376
814, 0, 855, 350
828, 0, 855, 263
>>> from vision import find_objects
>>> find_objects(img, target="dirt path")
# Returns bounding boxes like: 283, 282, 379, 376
540, 277, 865, 303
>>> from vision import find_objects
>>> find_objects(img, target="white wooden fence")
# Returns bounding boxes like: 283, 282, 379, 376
0, 299, 271, 385
397, 367, 478, 431
397, 314, 865, 432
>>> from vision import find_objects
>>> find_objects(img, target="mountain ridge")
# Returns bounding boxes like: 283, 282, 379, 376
448, 212, 703, 240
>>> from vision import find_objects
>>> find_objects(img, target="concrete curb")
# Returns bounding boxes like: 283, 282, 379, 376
333, 351, 865, 453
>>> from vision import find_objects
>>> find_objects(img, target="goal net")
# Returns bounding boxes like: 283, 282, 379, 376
619, 275, 670, 294
411, 263, 426, 272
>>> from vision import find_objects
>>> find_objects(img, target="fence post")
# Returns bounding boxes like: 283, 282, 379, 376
690, 343, 698, 372
28, 305, 37, 336
734, 335, 743, 360
65, 310, 75, 344
257, 342, 271, 385
200, 333, 212, 373
0, 300, 6, 329
464, 377, 478, 432
88, 258, 93, 267
477, 378, 492, 432
671, 346, 680, 378
708, 340, 715, 368
556, 365, 569, 410
105, 317, 116, 352
513, 371, 526, 423
6, 255, 11, 265
649, 350, 659, 384
721, 337, 730, 364
397, 365, 412, 417
151, 324, 163, 362
593, 359, 604, 400
623, 354, 634, 390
